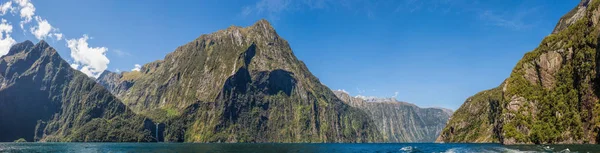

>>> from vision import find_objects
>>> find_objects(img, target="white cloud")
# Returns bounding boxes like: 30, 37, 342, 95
52, 33, 62, 40
0, 1, 14, 15
131, 64, 141, 71
0, 18, 15, 56
14, 0, 35, 29
0, 0, 110, 78
5, 1, 62, 41
67, 35, 109, 78
115, 68, 120, 73
30, 16, 54, 40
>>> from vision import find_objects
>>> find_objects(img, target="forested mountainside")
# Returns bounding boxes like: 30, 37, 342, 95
0, 41, 156, 142
332, 90, 452, 142
438, 0, 600, 144
97, 20, 382, 142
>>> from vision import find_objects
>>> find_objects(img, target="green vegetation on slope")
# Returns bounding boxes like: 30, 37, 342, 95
437, 87, 502, 143
98, 20, 382, 143
0, 41, 155, 142
438, 0, 600, 144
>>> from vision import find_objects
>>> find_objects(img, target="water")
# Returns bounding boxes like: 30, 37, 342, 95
0, 143, 598, 153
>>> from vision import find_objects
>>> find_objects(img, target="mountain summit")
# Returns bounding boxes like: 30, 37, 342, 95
98, 19, 382, 142
0, 41, 156, 142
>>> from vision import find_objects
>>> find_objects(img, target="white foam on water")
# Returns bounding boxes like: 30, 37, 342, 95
441, 148, 457, 153
557, 148, 571, 153
400, 146, 412, 151
400, 146, 414, 152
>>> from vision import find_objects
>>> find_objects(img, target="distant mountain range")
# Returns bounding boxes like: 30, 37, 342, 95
437, 0, 600, 144
333, 90, 452, 142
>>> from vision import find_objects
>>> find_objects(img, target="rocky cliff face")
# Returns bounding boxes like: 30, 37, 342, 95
0, 41, 155, 142
332, 90, 452, 142
98, 20, 382, 143
438, 0, 600, 144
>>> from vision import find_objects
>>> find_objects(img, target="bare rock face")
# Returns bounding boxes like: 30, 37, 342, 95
98, 19, 382, 143
440, 0, 600, 144
552, 0, 591, 34
537, 51, 563, 88
523, 51, 564, 89
332, 90, 452, 142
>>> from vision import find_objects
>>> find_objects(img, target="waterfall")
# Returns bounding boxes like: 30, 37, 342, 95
155, 123, 159, 142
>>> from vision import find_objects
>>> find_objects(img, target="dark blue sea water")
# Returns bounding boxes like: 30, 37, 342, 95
0, 143, 598, 153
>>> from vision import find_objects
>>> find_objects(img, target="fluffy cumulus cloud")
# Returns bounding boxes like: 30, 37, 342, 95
0, 0, 108, 78
0, 18, 15, 56
67, 35, 110, 78
30, 16, 54, 40
0, 0, 63, 41
131, 64, 141, 71
52, 33, 62, 40
0, 1, 14, 15
14, 0, 35, 29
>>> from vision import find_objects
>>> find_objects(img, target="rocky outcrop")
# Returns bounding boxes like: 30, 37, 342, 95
553, 0, 591, 34
523, 51, 563, 89
0, 41, 155, 142
332, 90, 452, 142
439, 0, 600, 144
98, 19, 382, 143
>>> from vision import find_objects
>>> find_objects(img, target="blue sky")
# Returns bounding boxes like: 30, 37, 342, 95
0, 0, 579, 110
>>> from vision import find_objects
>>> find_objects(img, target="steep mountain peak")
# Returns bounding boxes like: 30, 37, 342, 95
107, 19, 304, 113
35, 40, 50, 48
97, 19, 383, 142
19, 40, 34, 46
4, 40, 55, 58
203, 19, 280, 48
0, 40, 155, 142
5, 40, 34, 56
552, 0, 593, 33
254, 19, 272, 28
251, 19, 275, 33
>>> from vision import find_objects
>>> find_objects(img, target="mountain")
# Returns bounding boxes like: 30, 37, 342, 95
97, 19, 382, 143
332, 90, 452, 142
438, 0, 600, 144
0, 41, 156, 142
